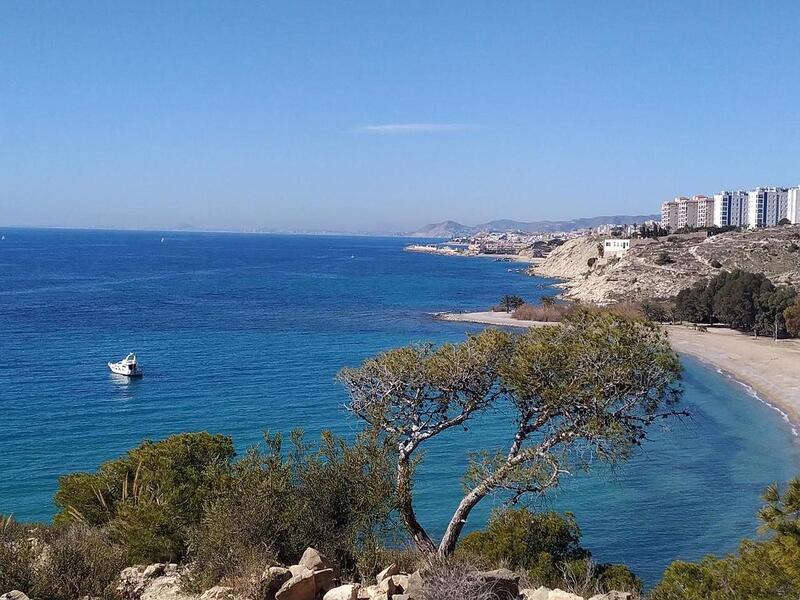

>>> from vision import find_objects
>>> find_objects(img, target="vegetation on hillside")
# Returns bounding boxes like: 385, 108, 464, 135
674, 269, 797, 337
459, 508, 641, 595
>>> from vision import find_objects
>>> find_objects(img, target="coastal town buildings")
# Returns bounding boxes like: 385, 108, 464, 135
676, 197, 696, 229
747, 187, 788, 227
663, 186, 797, 230
661, 196, 713, 229
713, 191, 749, 227
787, 187, 800, 224
660, 198, 680, 230
694, 195, 715, 228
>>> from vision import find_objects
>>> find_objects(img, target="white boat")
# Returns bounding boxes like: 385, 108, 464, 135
108, 353, 143, 377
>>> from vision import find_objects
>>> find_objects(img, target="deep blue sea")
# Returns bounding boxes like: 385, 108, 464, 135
1, 228, 798, 585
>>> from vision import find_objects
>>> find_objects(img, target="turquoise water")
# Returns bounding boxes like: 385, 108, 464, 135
1, 228, 798, 584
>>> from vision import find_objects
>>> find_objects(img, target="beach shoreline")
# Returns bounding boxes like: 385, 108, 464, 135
437, 311, 800, 438
664, 325, 800, 436
435, 310, 557, 328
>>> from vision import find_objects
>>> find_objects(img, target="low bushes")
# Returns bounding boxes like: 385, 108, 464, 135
186, 431, 397, 590
420, 560, 498, 600
512, 303, 570, 322
34, 525, 126, 600
512, 301, 644, 323
55, 432, 235, 564
0, 516, 37, 594
458, 508, 641, 595
0, 519, 124, 600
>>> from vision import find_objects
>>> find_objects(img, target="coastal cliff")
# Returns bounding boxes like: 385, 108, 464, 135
532, 226, 800, 304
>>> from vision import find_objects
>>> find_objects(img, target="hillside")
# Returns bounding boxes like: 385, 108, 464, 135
533, 225, 800, 304
410, 214, 659, 237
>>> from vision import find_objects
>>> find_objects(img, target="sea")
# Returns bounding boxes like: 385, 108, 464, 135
1, 228, 798, 585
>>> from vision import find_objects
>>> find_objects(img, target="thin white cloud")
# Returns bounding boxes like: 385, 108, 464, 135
354, 123, 477, 134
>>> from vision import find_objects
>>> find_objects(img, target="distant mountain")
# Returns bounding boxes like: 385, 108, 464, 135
409, 220, 475, 238
410, 214, 660, 237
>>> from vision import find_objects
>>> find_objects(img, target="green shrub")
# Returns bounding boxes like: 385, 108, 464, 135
33, 524, 126, 600
188, 430, 397, 589
55, 432, 236, 562
459, 509, 587, 577
654, 251, 673, 265
458, 508, 640, 593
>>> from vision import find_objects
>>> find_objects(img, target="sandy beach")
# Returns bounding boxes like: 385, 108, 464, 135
439, 312, 800, 434
436, 310, 556, 328
665, 325, 800, 432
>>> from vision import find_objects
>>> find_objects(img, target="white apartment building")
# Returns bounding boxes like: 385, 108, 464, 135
694, 195, 715, 228
603, 238, 630, 257
787, 187, 800, 224
713, 191, 749, 227
747, 187, 788, 227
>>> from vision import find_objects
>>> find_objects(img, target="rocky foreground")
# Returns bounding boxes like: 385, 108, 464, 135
532, 226, 800, 304
0, 547, 632, 600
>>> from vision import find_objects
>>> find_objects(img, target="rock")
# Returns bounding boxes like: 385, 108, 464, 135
118, 566, 150, 600
323, 584, 360, 600
289, 565, 314, 578
199, 587, 235, 600
548, 589, 584, 600
589, 593, 631, 600
299, 547, 340, 577
313, 568, 336, 594
403, 571, 423, 599
375, 563, 398, 582
141, 575, 196, 600
521, 588, 551, 600
276, 571, 316, 600
144, 564, 167, 579
390, 596, 409, 600
263, 567, 293, 599
0, 592, 30, 600
479, 569, 519, 600
360, 586, 389, 600
388, 575, 408, 593
376, 577, 396, 596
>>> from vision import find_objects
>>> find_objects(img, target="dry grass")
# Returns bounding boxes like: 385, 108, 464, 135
512, 302, 646, 323
512, 303, 572, 322
421, 559, 499, 600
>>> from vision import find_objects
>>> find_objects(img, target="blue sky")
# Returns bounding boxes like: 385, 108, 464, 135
2, 2, 799, 232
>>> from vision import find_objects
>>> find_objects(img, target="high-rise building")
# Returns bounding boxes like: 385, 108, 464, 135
713, 191, 749, 227
661, 198, 680, 230
788, 187, 800, 225
694, 195, 715, 228
747, 187, 788, 227
676, 197, 696, 229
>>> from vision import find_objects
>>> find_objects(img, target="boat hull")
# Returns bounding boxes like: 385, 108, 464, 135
108, 362, 143, 377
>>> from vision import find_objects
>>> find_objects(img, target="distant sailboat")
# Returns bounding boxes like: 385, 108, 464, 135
160, 237, 165, 243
